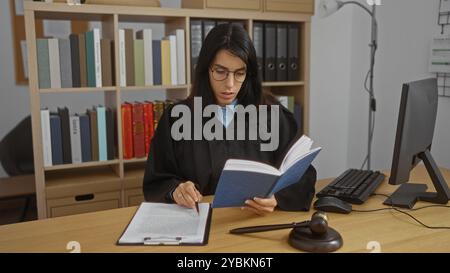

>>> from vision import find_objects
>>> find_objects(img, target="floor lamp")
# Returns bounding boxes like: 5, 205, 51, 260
318, 0, 378, 170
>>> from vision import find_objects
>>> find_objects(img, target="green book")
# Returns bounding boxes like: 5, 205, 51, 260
36, 39, 51, 89
85, 30, 96, 87
134, 39, 145, 86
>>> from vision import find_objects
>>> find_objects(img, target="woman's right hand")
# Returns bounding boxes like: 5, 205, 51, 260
172, 181, 203, 209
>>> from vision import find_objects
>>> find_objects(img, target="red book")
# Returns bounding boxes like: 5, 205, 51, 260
143, 101, 155, 156
121, 103, 133, 159
132, 102, 146, 158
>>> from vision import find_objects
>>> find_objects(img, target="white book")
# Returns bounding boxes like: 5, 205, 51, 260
175, 29, 186, 85
117, 202, 212, 245
69, 115, 82, 164
40, 109, 53, 167
48, 38, 61, 88
168, 35, 178, 85
119, 29, 127, 87
93, 28, 103, 87
136, 29, 154, 86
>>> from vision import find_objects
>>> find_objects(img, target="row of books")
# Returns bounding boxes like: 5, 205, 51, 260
190, 20, 301, 82
40, 97, 297, 167
36, 29, 114, 89
40, 106, 117, 167
119, 29, 186, 87
36, 28, 187, 89
121, 100, 173, 159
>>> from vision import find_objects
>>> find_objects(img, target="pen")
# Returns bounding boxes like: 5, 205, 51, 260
194, 183, 200, 215
195, 201, 199, 215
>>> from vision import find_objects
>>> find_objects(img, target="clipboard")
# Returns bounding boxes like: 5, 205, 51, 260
116, 202, 213, 246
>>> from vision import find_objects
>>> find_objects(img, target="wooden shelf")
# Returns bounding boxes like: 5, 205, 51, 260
39, 87, 116, 93
262, 81, 305, 87
123, 158, 147, 164
27, 2, 310, 22
44, 159, 120, 171
45, 165, 119, 187
24, 1, 312, 219
120, 85, 190, 91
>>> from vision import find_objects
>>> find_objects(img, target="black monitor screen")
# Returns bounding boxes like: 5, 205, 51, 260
389, 78, 438, 185
385, 77, 449, 208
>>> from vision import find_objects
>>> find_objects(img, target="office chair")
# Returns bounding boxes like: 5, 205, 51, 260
0, 115, 35, 222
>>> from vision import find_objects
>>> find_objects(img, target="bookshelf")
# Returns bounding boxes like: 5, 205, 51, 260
24, 0, 314, 219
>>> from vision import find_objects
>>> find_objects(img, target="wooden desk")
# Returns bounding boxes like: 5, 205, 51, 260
0, 165, 449, 253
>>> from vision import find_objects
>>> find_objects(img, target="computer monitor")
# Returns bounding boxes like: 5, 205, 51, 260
384, 78, 450, 208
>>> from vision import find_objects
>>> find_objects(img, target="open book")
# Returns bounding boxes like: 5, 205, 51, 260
212, 135, 321, 208
117, 202, 212, 246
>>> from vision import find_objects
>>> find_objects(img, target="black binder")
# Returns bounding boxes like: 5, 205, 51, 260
253, 22, 264, 81
276, 23, 288, 82
202, 20, 216, 41
57, 107, 72, 164
105, 107, 115, 160
69, 34, 81, 88
264, 23, 276, 82
294, 103, 303, 134
288, 23, 300, 81
190, 20, 203, 82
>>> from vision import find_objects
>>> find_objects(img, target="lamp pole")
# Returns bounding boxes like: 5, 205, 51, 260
339, 1, 378, 170
367, 4, 377, 171
320, 0, 379, 170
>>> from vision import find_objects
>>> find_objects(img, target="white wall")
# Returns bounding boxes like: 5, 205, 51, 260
310, 3, 354, 179
312, 0, 450, 179
0, 1, 31, 178
348, 0, 450, 171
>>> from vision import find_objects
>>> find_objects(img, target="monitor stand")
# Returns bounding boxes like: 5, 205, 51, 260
384, 150, 450, 209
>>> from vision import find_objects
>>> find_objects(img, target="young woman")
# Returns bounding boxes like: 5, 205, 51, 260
143, 23, 316, 215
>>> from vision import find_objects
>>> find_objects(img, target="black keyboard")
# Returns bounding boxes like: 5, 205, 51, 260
316, 169, 386, 204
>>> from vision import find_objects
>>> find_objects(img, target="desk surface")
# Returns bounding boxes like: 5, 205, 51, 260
0, 165, 449, 253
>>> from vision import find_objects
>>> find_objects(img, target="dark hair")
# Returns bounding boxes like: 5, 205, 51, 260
189, 23, 277, 107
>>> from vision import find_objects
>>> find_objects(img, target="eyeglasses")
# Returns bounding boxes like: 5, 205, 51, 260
210, 67, 247, 83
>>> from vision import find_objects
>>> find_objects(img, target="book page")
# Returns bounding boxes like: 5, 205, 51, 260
118, 203, 210, 245
280, 135, 313, 173
223, 159, 281, 176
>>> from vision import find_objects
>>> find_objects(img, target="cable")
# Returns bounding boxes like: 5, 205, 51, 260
352, 193, 450, 230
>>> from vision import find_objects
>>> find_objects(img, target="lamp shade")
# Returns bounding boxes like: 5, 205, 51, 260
318, 0, 344, 18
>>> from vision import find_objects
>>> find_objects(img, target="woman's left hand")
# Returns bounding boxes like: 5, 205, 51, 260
242, 195, 278, 216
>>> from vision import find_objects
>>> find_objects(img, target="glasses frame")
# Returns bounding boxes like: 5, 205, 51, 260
210, 67, 247, 83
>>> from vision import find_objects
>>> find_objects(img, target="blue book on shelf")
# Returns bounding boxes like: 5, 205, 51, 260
85, 30, 96, 87
152, 40, 162, 85
49, 114, 64, 165
212, 136, 321, 208
96, 106, 107, 161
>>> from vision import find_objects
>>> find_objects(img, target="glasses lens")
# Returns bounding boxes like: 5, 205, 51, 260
212, 69, 228, 81
234, 71, 247, 82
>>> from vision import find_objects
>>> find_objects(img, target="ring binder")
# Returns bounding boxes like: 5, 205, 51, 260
143, 236, 183, 245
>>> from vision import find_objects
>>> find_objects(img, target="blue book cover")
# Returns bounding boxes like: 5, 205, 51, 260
85, 30, 96, 87
96, 106, 107, 161
152, 40, 162, 85
79, 114, 92, 162
212, 136, 321, 208
49, 114, 63, 165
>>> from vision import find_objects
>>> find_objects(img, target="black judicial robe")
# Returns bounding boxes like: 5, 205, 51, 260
143, 100, 317, 211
